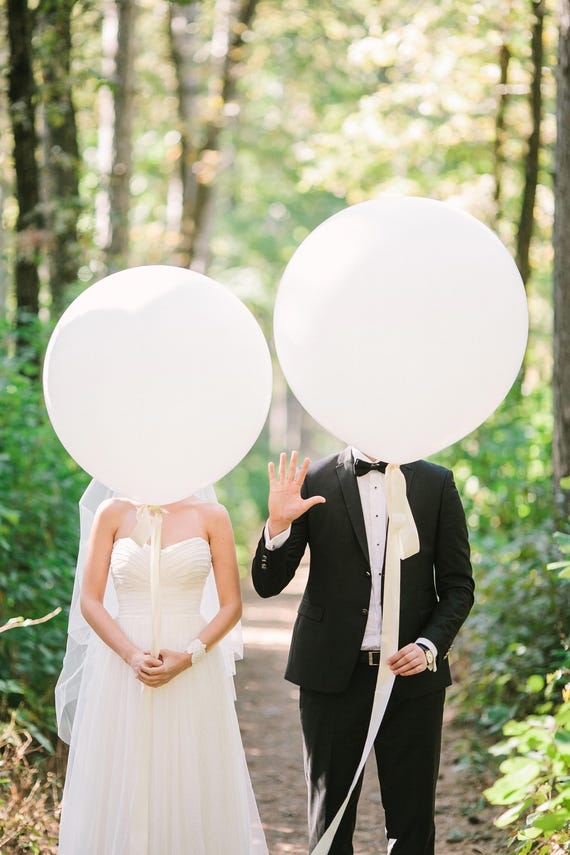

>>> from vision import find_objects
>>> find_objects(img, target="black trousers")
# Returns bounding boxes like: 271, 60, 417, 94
300, 662, 445, 855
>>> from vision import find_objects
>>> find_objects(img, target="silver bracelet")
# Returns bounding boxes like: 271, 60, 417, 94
185, 637, 207, 664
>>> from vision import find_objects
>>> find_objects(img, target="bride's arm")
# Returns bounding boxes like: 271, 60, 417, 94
80, 500, 162, 681
199, 503, 243, 649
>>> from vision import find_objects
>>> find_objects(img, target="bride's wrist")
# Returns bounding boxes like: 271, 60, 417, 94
125, 646, 140, 668
185, 637, 206, 666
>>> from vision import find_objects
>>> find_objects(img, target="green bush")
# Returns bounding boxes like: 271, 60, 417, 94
434, 385, 569, 730
483, 544, 570, 853
0, 322, 89, 737
484, 697, 570, 853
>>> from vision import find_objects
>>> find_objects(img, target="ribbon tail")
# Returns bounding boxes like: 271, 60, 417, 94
386, 465, 419, 561
149, 511, 162, 658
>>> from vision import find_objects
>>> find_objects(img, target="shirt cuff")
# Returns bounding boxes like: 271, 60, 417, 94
416, 637, 438, 672
263, 521, 291, 551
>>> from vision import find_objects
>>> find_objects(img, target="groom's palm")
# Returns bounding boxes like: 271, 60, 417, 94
269, 479, 310, 524
268, 452, 325, 534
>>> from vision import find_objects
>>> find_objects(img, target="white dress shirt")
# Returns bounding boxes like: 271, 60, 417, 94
355, 449, 387, 650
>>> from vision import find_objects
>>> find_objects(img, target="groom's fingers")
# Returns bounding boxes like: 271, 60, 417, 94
287, 450, 298, 481
304, 495, 326, 510
296, 456, 311, 484
270, 451, 312, 487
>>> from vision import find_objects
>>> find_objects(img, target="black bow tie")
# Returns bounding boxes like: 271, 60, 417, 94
353, 458, 387, 477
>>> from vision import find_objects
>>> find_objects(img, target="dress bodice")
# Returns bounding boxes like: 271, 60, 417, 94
110, 536, 212, 617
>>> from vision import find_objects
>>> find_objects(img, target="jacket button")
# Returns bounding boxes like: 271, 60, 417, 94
361, 608, 368, 616
365, 571, 371, 577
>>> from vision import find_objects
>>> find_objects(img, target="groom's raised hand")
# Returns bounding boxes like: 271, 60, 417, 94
267, 451, 326, 538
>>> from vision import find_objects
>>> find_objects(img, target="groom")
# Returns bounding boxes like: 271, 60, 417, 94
252, 449, 474, 854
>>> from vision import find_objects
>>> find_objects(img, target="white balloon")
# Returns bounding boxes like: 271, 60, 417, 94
274, 197, 528, 463
43, 265, 272, 504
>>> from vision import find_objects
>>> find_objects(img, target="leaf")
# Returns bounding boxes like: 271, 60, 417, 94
516, 825, 542, 841
503, 720, 534, 737
532, 809, 570, 832
494, 801, 529, 827
554, 730, 570, 758
500, 756, 543, 783
553, 531, 570, 554
556, 565, 570, 579
525, 674, 546, 694
0, 504, 20, 526
0, 678, 25, 694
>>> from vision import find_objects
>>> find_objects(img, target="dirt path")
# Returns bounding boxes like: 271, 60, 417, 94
235, 570, 510, 855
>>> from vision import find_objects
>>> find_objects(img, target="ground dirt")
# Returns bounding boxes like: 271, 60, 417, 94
235, 568, 512, 855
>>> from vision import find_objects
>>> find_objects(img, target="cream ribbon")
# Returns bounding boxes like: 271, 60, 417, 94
125, 505, 166, 848
312, 464, 419, 854
130, 505, 165, 658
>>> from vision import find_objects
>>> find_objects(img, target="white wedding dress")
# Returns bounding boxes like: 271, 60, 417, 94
58, 535, 267, 855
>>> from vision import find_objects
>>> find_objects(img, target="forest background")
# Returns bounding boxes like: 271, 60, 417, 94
0, 0, 569, 852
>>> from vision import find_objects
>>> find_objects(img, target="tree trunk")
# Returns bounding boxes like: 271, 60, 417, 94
106, 0, 137, 269
96, 0, 137, 272
553, 0, 570, 520
516, 0, 545, 286
0, 184, 7, 317
38, 0, 81, 314
169, 0, 259, 270
95, 1, 115, 253
168, 1, 202, 268
6, 0, 42, 324
494, 41, 511, 222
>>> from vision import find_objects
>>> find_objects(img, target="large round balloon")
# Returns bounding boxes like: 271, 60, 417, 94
44, 265, 272, 504
274, 197, 528, 463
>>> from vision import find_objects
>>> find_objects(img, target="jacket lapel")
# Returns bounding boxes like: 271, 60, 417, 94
401, 462, 415, 497
336, 448, 369, 563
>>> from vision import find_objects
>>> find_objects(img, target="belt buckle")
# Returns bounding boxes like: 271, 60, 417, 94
368, 650, 380, 666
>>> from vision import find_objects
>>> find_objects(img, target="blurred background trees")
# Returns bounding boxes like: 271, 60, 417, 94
0, 0, 569, 849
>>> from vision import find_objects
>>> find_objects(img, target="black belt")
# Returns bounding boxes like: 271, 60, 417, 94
358, 649, 381, 666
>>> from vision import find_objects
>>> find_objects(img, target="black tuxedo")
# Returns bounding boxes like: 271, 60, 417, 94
252, 449, 474, 854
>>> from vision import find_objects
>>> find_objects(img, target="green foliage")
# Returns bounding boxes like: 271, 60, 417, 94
483, 556, 570, 853
0, 322, 89, 736
433, 383, 569, 730
549, 532, 570, 580
484, 698, 570, 853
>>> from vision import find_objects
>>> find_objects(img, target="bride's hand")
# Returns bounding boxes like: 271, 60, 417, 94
129, 649, 162, 683
134, 649, 190, 688
267, 451, 326, 537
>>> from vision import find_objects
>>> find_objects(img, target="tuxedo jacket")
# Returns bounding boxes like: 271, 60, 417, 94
252, 448, 474, 699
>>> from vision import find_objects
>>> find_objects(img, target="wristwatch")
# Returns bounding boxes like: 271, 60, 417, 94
417, 643, 436, 672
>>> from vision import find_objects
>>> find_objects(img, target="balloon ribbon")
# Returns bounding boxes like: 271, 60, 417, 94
130, 505, 165, 658
312, 464, 419, 854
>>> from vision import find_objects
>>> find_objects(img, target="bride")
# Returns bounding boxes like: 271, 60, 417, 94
57, 482, 268, 854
